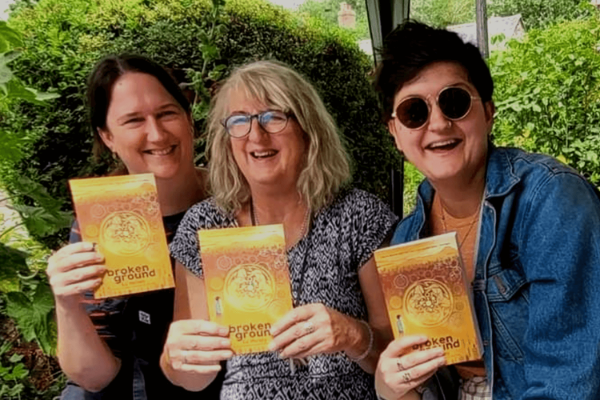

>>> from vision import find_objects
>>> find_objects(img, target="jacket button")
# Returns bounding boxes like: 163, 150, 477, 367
483, 340, 489, 346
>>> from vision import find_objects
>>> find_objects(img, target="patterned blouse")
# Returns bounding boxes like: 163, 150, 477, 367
170, 188, 398, 400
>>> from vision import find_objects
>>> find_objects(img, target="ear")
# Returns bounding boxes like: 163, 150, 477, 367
387, 119, 403, 153
98, 128, 115, 152
484, 100, 495, 132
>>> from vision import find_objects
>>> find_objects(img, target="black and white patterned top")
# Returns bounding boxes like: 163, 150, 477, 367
170, 188, 398, 400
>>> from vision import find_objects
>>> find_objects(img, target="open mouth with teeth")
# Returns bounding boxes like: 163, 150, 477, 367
145, 145, 177, 156
426, 139, 462, 152
251, 150, 278, 159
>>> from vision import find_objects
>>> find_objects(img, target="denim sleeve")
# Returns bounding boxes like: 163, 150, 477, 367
518, 172, 600, 399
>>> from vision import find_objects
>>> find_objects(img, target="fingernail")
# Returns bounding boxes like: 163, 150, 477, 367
438, 358, 447, 367
219, 327, 229, 336
220, 339, 230, 347
268, 342, 276, 352
435, 348, 445, 356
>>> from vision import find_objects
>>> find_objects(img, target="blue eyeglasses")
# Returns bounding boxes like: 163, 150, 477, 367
221, 110, 292, 138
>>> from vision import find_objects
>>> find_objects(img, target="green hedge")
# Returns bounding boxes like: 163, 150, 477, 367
2, 0, 401, 247
490, 15, 600, 184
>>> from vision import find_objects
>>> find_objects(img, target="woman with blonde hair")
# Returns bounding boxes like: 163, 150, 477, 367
160, 60, 397, 399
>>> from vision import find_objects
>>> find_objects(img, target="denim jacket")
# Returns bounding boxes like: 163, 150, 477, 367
391, 146, 600, 399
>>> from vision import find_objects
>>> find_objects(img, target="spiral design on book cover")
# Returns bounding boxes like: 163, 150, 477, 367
404, 279, 453, 327
224, 263, 275, 311
100, 211, 150, 255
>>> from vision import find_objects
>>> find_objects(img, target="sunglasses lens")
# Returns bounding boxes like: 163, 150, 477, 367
397, 98, 429, 129
439, 87, 472, 119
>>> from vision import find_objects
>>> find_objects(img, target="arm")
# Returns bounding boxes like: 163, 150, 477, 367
352, 256, 395, 373
49, 242, 121, 392
518, 173, 600, 399
160, 262, 232, 391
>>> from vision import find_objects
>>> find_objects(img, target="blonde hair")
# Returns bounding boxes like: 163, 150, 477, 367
207, 60, 351, 213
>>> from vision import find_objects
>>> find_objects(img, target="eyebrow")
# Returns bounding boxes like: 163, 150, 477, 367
116, 103, 180, 124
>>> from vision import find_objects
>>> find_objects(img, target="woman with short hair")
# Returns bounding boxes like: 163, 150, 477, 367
373, 21, 600, 400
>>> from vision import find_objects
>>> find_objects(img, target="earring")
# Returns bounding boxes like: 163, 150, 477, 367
447, 121, 452, 128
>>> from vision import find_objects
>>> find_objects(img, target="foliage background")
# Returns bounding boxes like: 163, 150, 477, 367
489, 14, 600, 185
488, 0, 593, 30
1, 0, 401, 249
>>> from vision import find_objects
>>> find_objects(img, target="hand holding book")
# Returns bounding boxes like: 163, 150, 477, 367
163, 319, 233, 374
47, 241, 106, 308
268, 303, 370, 360
375, 335, 446, 400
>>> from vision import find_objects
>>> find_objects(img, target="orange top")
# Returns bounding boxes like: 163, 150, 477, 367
430, 193, 486, 378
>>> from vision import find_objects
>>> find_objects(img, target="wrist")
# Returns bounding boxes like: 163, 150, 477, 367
345, 319, 373, 361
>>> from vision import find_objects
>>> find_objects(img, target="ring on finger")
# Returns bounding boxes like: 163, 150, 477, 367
303, 320, 315, 335
396, 359, 405, 372
401, 371, 411, 383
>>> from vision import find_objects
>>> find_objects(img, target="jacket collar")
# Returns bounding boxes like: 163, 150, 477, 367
484, 144, 520, 198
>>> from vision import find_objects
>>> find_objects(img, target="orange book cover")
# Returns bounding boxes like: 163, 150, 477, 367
374, 232, 482, 365
199, 224, 293, 354
69, 174, 174, 299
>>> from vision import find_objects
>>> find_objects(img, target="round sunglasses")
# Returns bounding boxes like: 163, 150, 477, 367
392, 86, 480, 130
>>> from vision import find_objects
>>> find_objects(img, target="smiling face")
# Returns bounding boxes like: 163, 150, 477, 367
98, 72, 194, 180
227, 90, 307, 192
388, 61, 494, 185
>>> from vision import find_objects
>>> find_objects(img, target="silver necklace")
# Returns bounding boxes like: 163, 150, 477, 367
250, 199, 311, 248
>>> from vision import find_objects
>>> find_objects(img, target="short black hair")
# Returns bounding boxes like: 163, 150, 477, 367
86, 54, 190, 159
374, 20, 494, 123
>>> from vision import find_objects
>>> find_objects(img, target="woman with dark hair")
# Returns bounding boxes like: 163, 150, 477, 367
47, 54, 221, 399
373, 21, 600, 400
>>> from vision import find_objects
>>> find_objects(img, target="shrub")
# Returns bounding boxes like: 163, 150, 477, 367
490, 15, 600, 184
488, 0, 593, 30
2, 0, 401, 247
410, 0, 474, 28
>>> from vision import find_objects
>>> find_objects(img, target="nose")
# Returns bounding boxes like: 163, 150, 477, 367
428, 102, 450, 133
247, 117, 269, 142
146, 117, 168, 141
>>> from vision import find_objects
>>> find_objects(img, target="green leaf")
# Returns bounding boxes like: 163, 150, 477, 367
2, 79, 60, 105
5, 283, 55, 354
8, 354, 23, 363
5, 292, 37, 342
0, 64, 13, 84
0, 51, 22, 66
0, 244, 28, 293
8, 364, 28, 380
0, 22, 24, 53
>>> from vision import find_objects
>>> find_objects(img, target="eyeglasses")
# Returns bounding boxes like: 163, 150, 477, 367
392, 86, 480, 130
221, 110, 292, 138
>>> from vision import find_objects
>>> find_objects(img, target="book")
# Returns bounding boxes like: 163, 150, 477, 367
198, 224, 294, 354
374, 232, 482, 365
69, 173, 174, 299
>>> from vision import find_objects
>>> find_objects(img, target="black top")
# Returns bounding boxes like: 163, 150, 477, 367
61, 211, 223, 400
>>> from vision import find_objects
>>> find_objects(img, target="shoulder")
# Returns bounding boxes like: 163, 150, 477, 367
326, 188, 394, 216
179, 197, 234, 230
499, 147, 585, 185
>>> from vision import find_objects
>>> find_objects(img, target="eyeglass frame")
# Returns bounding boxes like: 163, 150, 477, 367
391, 85, 481, 130
221, 110, 294, 138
